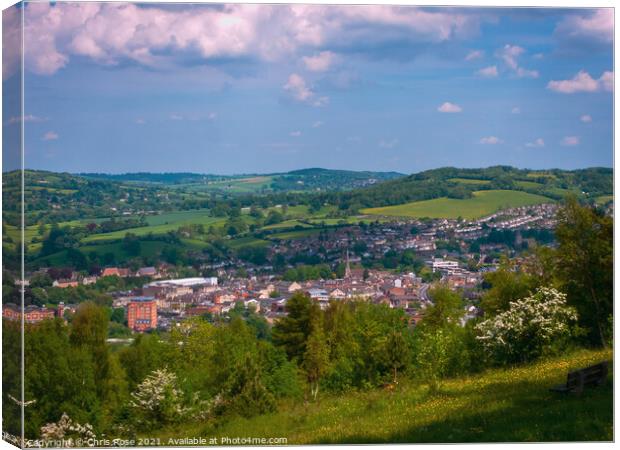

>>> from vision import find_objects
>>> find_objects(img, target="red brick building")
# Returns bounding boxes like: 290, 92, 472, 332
2, 304, 56, 323
102, 267, 131, 278
127, 297, 157, 332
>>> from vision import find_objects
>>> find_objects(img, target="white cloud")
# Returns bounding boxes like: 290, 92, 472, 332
555, 9, 613, 44
3, 6, 22, 80
312, 96, 330, 107
580, 114, 592, 123
516, 67, 539, 79
208, 112, 217, 120
496, 44, 538, 78
16, 3, 491, 77
312, 121, 323, 128
511, 107, 521, 114
290, 130, 302, 137
476, 65, 498, 78
525, 138, 544, 148
465, 49, 484, 61
135, 118, 146, 125
347, 136, 362, 143
533, 53, 544, 59
599, 71, 614, 92
547, 70, 613, 94
42, 131, 59, 141
284, 73, 313, 102
379, 138, 399, 149
479, 136, 503, 145
497, 44, 524, 70
170, 113, 184, 120
283, 73, 329, 107
302, 51, 338, 72
561, 136, 580, 146
437, 102, 462, 113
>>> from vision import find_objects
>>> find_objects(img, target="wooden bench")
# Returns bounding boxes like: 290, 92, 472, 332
550, 361, 609, 394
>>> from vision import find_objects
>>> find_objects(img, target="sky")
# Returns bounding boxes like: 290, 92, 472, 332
2, 3, 614, 175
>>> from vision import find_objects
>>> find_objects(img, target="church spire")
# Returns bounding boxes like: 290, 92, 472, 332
345, 248, 352, 279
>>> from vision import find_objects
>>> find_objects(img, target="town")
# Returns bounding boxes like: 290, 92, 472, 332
3, 202, 564, 334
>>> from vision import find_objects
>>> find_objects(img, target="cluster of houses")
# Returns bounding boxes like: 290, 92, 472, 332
107, 269, 432, 332
50, 266, 165, 289
5, 203, 563, 332
105, 253, 488, 333
2, 302, 75, 324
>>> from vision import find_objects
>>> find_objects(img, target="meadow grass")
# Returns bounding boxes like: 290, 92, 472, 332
526, 172, 557, 179
226, 236, 270, 249
82, 215, 226, 242
261, 220, 314, 231
176, 176, 274, 194
34, 239, 211, 266
267, 228, 323, 240
596, 195, 613, 205
447, 178, 491, 185
361, 190, 553, 220
152, 348, 612, 444
515, 180, 544, 189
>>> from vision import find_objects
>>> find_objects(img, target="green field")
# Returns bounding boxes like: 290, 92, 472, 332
152, 348, 612, 444
174, 176, 274, 194
267, 228, 323, 240
448, 178, 491, 185
261, 220, 314, 231
35, 238, 212, 266
362, 190, 553, 220
515, 180, 544, 189
143, 209, 211, 226
82, 212, 226, 243
527, 172, 557, 179
596, 195, 613, 205
226, 236, 270, 249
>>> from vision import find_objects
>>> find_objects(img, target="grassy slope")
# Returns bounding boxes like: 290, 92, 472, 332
82, 213, 225, 242
154, 348, 612, 444
361, 190, 553, 220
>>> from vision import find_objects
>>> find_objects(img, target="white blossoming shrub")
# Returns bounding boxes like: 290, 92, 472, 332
475, 287, 578, 364
130, 368, 186, 429
40, 413, 96, 447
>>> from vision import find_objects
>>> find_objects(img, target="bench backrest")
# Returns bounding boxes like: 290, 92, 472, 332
566, 361, 609, 389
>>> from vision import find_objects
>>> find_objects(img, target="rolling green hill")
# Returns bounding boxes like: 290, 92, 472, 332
334, 166, 612, 212
81, 168, 405, 194
151, 348, 612, 444
362, 190, 552, 220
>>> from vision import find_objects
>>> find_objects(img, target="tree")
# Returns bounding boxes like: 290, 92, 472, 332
475, 287, 578, 364
423, 285, 463, 329
222, 354, 276, 417
265, 210, 284, 226
130, 368, 185, 429
272, 292, 319, 361
382, 329, 410, 383
122, 233, 141, 257
414, 328, 451, 391
554, 197, 613, 347
110, 307, 126, 325
480, 258, 538, 316
303, 321, 330, 401
40, 413, 96, 447
70, 302, 111, 400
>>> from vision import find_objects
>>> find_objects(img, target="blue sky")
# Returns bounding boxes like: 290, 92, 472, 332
2, 3, 614, 174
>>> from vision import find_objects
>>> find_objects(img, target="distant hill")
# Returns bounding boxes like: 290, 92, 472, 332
269, 168, 404, 192
79, 172, 221, 184
80, 168, 405, 192
330, 166, 613, 210
3, 166, 612, 227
